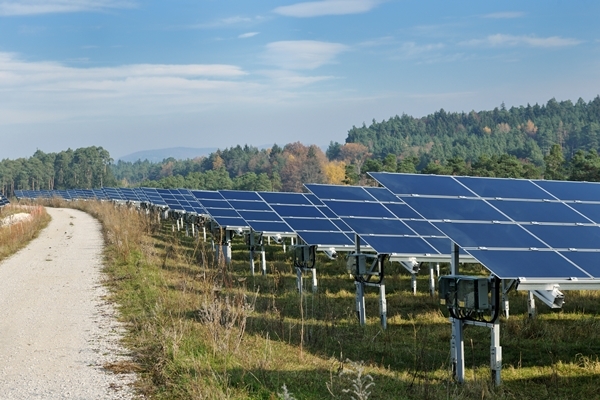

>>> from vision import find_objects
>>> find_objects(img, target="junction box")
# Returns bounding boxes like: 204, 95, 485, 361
439, 275, 491, 312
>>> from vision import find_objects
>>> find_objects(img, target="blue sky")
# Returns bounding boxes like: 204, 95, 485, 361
1, 0, 599, 160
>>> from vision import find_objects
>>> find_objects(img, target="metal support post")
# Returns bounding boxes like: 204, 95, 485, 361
191, 222, 195, 237
224, 230, 232, 265
296, 267, 303, 292
436, 262, 440, 277
451, 317, 465, 383
411, 273, 417, 295
451, 242, 459, 275
282, 238, 286, 253
379, 284, 387, 329
311, 268, 318, 293
356, 280, 366, 326
203, 226, 207, 242
527, 291, 536, 318
502, 280, 510, 319
353, 234, 366, 325
491, 322, 502, 386
261, 246, 267, 275
225, 244, 232, 265
429, 263, 435, 297
449, 241, 465, 382
249, 231, 256, 276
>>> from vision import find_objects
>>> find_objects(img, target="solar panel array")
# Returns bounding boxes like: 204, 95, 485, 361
13, 172, 600, 282
370, 172, 600, 280
0, 194, 9, 207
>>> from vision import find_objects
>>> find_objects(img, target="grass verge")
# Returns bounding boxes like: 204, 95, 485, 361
0, 204, 50, 262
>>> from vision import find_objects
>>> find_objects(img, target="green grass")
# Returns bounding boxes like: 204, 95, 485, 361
48, 200, 600, 399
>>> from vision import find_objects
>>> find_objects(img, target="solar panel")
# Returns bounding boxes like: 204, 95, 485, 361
305, 183, 445, 258
217, 190, 295, 235
103, 187, 124, 201
369, 173, 474, 197
369, 172, 600, 280
0, 194, 9, 207
487, 199, 589, 224
119, 188, 142, 202
132, 188, 150, 203
190, 190, 248, 229
467, 249, 589, 279
258, 191, 355, 248
140, 188, 168, 207
153, 189, 182, 212
455, 176, 552, 200
175, 189, 207, 215
534, 179, 600, 202
402, 197, 509, 222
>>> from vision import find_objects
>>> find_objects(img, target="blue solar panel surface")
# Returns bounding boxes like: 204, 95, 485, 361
190, 190, 248, 229
305, 183, 446, 257
257, 191, 355, 247
369, 172, 600, 280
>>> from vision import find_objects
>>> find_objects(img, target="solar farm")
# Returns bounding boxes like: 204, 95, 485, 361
13, 172, 600, 393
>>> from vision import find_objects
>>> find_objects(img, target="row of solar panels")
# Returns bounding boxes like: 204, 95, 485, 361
14, 187, 363, 252
14, 173, 600, 282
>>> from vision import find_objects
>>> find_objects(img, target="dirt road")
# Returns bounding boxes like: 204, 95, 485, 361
0, 207, 136, 399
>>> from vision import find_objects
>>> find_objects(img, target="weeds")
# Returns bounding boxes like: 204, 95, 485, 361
277, 384, 297, 400
197, 285, 257, 358
327, 359, 375, 400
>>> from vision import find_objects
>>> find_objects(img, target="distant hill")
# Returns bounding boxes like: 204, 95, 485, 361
118, 147, 218, 163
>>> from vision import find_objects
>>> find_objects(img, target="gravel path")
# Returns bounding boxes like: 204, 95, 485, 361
0, 207, 137, 399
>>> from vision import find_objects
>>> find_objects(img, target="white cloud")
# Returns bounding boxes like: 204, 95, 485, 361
0, 52, 257, 124
0, 52, 344, 128
190, 15, 267, 29
398, 41, 444, 58
264, 40, 348, 70
258, 69, 336, 88
482, 12, 525, 19
238, 32, 259, 39
462, 34, 581, 48
0, 0, 136, 16
273, 0, 381, 18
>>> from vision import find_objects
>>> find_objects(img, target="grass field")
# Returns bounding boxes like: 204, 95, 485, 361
41, 200, 600, 399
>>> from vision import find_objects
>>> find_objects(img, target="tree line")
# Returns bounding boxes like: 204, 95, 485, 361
4, 96, 600, 196
330, 96, 600, 170
0, 147, 116, 197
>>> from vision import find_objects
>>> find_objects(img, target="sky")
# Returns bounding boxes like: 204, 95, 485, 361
1, 0, 599, 160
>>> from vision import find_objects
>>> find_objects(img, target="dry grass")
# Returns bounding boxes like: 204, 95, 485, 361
0, 204, 50, 262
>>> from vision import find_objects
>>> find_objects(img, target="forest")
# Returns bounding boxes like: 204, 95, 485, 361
3, 96, 600, 197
